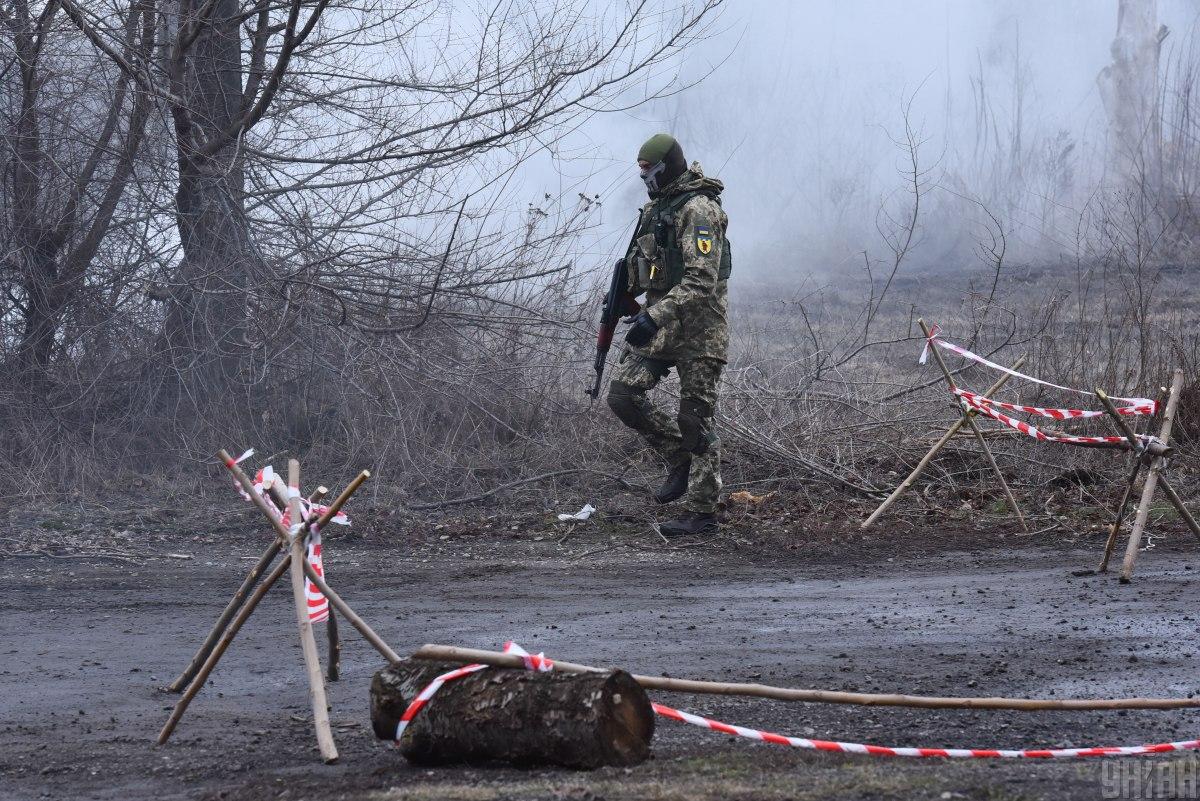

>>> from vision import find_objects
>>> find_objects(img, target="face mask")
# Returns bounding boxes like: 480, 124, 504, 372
640, 160, 666, 193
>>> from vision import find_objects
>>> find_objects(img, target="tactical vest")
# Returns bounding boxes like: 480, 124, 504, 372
633, 190, 732, 292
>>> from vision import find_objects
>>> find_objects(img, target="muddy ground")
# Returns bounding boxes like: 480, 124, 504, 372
4, 500, 1200, 801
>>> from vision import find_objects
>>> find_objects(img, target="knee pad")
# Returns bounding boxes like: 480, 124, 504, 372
607, 381, 652, 431
678, 397, 715, 455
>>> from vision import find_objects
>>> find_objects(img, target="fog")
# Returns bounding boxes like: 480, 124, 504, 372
518, 0, 1200, 283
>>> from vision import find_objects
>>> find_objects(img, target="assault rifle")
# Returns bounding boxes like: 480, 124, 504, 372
586, 225, 642, 398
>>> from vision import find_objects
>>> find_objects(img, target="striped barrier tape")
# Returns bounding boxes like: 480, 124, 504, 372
652, 702, 1200, 759
394, 643, 552, 741
305, 529, 329, 623
224, 450, 349, 624
919, 325, 1157, 411
393, 644, 1199, 759
958, 391, 1152, 447
954, 388, 1155, 420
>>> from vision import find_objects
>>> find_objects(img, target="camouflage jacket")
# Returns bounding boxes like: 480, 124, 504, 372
626, 162, 730, 363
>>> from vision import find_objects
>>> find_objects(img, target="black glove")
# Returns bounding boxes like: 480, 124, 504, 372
624, 310, 659, 347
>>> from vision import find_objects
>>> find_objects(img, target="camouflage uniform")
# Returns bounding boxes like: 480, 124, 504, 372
607, 162, 729, 514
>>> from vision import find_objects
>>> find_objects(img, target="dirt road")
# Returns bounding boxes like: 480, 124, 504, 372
4, 519, 1199, 800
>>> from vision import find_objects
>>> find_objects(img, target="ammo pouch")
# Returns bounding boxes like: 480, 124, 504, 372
639, 190, 732, 292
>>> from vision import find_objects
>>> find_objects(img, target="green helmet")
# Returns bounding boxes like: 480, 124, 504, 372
637, 133, 687, 194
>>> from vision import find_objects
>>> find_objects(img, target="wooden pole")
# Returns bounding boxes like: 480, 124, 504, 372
1095, 386, 1200, 553
917, 319, 1029, 532
412, 644, 1200, 711
1098, 459, 1142, 573
301, 559, 401, 663
200, 452, 374, 760
158, 555, 291, 744
308, 481, 341, 681
862, 355, 1026, 529
1121, 368, 1185, 583
308, 473, 371, 680
166, 540, 282, 693
326, 610, 342, 682
286, 459, 338, 763
1095, 387, 1151, 573
1155, 475, 1200, 542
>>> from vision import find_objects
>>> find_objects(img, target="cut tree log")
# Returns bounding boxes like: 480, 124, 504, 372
370, 659, 654, 769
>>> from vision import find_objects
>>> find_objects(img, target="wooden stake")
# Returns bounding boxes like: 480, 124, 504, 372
326, 609, 342, 682
1121, 368, 1185, 583
413, 644, 1200, 711
862, 355, 1026, 529
1100, 385, 1200, 541
158, 555, 291, 744
286, 459, 338, 763
1095, 387, 1151, 573
917, 319, 1029, 532
310, 478, 340, 681
166, 540, 282, 693
1156, 474, 1200, 543
1097, 384, 1200, 542
1098, 458, 1142, 573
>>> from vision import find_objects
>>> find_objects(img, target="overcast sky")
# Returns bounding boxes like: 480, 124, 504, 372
521, 0, 1200, 282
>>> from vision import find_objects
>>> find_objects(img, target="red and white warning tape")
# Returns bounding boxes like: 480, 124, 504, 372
918, 325, 1159, 448
393, 644, 1199, 759
919, 325, 1157, 411
959, 391, 1152, 447
394, 643, 552, 740
954, 388, 1154, 420
651, 702, 1200, 759
224, 449, 350, 624
305, 529, 329, 623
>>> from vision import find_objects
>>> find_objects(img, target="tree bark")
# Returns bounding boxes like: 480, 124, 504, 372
159, 0, 255, 393
370, 659, 654, 769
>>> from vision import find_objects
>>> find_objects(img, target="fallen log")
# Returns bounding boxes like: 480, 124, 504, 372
370, 659, 653, 769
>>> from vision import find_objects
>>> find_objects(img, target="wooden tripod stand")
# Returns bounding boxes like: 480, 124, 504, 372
157, 451, 400, 762
1094, 369, 1200, 582
862, 319, 1028, 531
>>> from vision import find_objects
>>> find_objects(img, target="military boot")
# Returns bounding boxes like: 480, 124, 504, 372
658, 511, 718, 538
654, 457, 691, 504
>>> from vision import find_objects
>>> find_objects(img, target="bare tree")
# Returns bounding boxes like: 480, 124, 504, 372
1, 0, 154, 381
1098, 0, 1169, 190
0, 0, 723, 491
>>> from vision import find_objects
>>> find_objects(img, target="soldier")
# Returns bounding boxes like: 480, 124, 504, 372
606, 133, 731, 537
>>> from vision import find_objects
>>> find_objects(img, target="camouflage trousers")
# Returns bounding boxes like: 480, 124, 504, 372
606, 349, 723, 513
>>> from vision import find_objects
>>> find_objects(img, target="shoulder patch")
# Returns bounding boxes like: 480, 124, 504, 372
694, 223, 713, 255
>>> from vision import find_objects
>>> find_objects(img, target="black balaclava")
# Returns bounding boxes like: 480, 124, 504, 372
638, 133, 687, 196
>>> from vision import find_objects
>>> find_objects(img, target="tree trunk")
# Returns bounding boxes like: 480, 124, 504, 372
1097, 0, 1168, 189
160, 0, 255, 394
370, 659, 654, 769
10, 1, 151, 384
